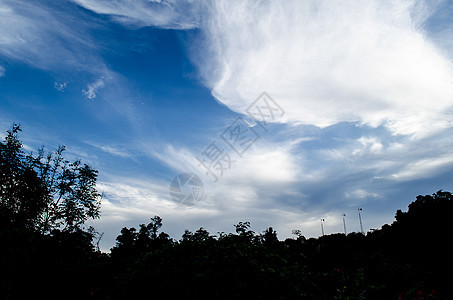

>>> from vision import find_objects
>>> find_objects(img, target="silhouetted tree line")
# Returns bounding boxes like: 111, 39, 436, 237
1, 125, 452, 299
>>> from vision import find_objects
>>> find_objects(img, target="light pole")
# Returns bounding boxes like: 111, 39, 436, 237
358, 208, 364, 234
320, 218, 325, 236
342, 214, 347, 235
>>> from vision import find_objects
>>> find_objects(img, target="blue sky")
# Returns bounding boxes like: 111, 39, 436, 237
2, 0, 453, 251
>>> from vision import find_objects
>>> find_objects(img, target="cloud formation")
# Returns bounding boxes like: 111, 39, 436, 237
195, 0, 453, 138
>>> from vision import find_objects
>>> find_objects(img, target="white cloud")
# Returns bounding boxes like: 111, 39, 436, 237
0, 65, 5, 77
345, 189, 379, 200
352, 136, 383, 156
84, 140, 137, 159
83, 77, 106, 99
390, 152, 453, 181
192, 0, 453, 138
146, 134, 303, 186
72, 0, 199, 29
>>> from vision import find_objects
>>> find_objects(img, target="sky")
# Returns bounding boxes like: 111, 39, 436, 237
1, 0, 453, 251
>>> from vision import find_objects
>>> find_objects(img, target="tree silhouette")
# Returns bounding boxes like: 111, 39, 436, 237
111, 216, 173, 262
0, 124, 104, 299
0, 124, 101, 233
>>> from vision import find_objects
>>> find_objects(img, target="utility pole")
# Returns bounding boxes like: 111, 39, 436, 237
320, 218, 325, 236
358, 208, 364, 234
342, 214, 347, 235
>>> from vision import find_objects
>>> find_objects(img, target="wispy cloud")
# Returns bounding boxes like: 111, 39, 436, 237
85, 141, 136, 159
0, 0, 104, 74
0, 65, 5, 77
72, 0, 200, 29
390, 152, 453, 181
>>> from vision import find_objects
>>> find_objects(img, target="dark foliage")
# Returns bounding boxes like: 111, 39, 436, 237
106, 191, 453, 299
0, 124, 101, 233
